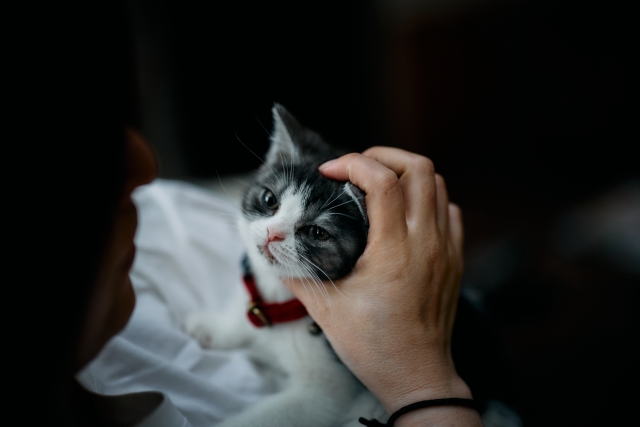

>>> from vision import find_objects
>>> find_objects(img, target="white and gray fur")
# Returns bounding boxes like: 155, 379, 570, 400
186, 104, 386, 427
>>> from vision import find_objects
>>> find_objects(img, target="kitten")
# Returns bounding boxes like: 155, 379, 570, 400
186, 104, 387, 427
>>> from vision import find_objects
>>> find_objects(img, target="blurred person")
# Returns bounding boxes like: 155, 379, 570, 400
33, 2, 482, 426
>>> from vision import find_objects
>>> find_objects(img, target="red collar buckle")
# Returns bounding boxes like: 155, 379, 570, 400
243, 274, 308, 328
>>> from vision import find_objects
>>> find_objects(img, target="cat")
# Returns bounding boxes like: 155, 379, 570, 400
185, 103, 387, 427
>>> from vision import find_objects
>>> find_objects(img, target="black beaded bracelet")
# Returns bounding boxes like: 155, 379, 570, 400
358, 398, 480, 427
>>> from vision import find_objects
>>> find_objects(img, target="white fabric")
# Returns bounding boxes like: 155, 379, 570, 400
137, 393, 192, 427
78, 179, 275, 426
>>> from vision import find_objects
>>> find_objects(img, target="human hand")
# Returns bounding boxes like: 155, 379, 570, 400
284, 147, 480, 425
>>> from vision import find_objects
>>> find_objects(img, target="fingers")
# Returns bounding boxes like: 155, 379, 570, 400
319, 153, 408, 242
361, 147, 437, 225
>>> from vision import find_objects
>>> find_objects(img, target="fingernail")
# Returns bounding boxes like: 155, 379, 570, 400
319, 159, 336, 171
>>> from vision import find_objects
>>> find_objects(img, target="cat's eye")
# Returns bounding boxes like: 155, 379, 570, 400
308, 226, 330, 241
262, 189, 279, 210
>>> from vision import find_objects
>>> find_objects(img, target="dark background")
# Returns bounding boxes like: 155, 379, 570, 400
129, 0, 637, 425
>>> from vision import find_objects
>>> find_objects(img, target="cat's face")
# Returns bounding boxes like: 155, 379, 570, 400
239, 104, 368, 281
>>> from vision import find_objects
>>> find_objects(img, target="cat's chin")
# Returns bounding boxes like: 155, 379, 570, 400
253, 253, 307, 281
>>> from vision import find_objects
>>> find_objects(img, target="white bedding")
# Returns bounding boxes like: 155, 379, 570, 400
78, 179, 275, 426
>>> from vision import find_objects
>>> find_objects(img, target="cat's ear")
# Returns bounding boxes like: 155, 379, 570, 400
344, 182, 369, 227
265, 103, 300, 166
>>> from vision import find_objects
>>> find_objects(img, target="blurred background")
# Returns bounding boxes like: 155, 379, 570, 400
128, 0, 637, 425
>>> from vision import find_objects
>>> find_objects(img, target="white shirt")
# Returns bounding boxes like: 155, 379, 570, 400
77, 179, 274, 426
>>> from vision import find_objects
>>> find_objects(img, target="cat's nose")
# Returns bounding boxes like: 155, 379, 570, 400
267, 227, 285, 242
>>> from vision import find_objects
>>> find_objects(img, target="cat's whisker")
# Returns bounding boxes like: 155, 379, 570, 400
215, 170, 242, 203
282, 255, 292, 279
294, 263, 321, 305
202, 209, 241, 220
319, 188, 336, 211
260, 174, 280, 191
298, 251, 346, 301
289, 155, 294, 185
235, 133, 282, 181
301, 272, 320, 304
324, 198, 356, 212
283, 256, 305, 296
279, 247, 320, 304
323, 212, 360, 222
288, 267, 313, 299
295, 253, 337, 311
310, 271, 335, 317
322, 188, 347, 211
290, 151, 295, 187
279, 150, 289, 184
306, 265, 334, 315
280, 251, 314, 300
201, 192, 242, 211
254, 113, 273, 139
230, 176, 252, 183
280, 244, 326, 306
297, 259, 332, 310
252, 168, 272, 181
278, 151, 289, 185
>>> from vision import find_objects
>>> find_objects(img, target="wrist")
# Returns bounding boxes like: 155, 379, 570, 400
393, 404, 483, 427
360, 395, 482, 427
365, 350, 472, 415
381, 371, 473, 414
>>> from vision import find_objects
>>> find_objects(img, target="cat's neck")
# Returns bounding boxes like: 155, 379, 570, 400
247, 253, 295, 303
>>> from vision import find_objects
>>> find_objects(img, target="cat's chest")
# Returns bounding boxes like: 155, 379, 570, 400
247, 317, 338, 372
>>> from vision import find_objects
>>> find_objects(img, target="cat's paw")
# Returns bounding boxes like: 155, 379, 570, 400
184, 310, 249, 349
184, 312, 216, 348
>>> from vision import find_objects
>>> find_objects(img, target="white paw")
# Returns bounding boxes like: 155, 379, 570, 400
184, 310, 248, 350
184, 312, 216, 348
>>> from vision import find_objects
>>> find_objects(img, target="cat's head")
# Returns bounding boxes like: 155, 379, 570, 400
239, 104, 368, 281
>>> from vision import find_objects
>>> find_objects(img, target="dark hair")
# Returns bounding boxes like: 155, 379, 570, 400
21, 2, 139, 424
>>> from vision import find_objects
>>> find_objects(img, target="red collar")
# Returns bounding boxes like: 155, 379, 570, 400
243, 273, 308, 327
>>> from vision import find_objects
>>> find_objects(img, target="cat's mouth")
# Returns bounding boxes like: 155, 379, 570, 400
259, 244, 278, 264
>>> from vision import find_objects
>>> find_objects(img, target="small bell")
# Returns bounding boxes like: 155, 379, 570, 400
308, 321, 322, 336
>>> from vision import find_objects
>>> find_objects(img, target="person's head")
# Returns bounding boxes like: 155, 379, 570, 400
32, 2, 156, 423
73, 128, 156, 372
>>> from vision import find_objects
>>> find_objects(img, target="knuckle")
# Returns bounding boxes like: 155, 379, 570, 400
449, 202, 462, 218
342, 152, 362, 162
375, 169, 399, 192
362, 146, 384, 156
412, 156, 435, 176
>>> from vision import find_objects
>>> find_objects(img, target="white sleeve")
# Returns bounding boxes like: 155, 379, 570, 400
77, 179, 275, 427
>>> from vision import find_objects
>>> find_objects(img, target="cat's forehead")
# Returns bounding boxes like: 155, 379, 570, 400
258, 163, 336, 198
